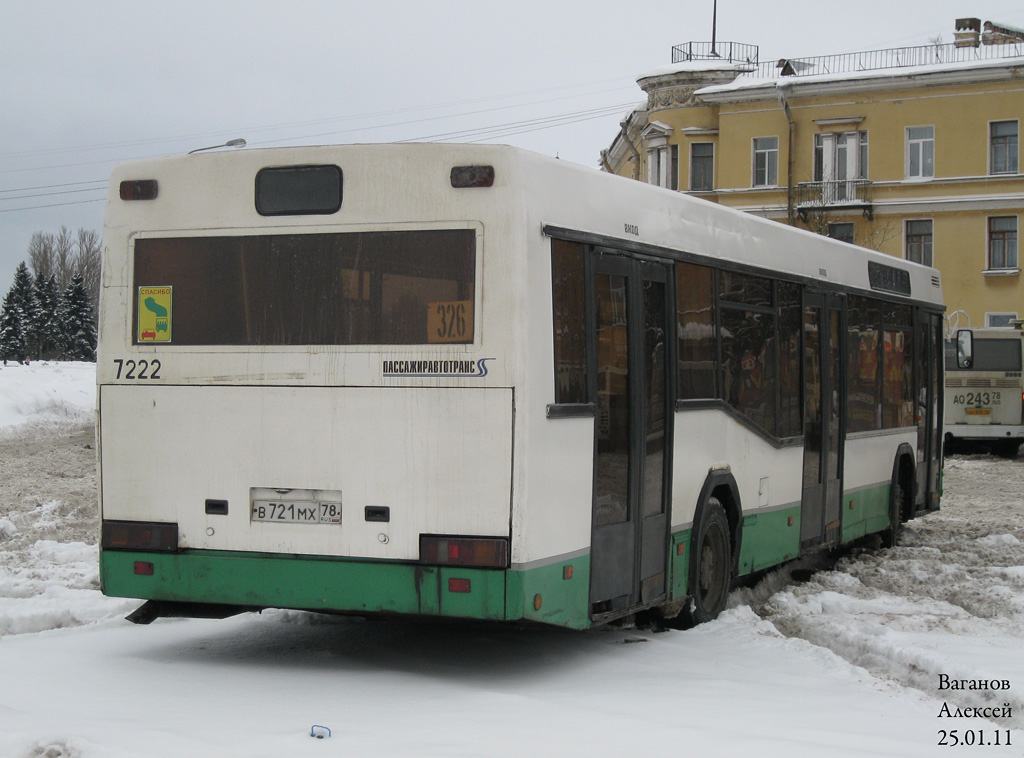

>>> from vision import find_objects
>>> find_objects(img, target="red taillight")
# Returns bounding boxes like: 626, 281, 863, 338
133, 561, 154, 576
119, 179, 158, 201
102, 520, 179, 551
448, 578, 471, 593
420, 535, 509, 568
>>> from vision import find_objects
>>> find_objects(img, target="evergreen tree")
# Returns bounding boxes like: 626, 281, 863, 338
58, 274, 97, 361
0, 262, 35, 364
29, 272, 61, 359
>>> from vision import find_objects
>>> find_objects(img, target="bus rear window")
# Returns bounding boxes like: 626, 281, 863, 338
255, 165, 342, 216
133, 229, 475, 346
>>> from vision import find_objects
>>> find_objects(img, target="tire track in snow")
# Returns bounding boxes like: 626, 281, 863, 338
740, 454, 1024, 728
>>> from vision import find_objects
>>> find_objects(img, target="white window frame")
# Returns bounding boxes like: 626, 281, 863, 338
989, 119, 1019, 175
642, 123, 677, 191
752, 136, 779, 187
986, 215, 1019, 272
904, 219, 933, 267
814, 131, 868, 182
985, 312, 1019, 328
905, 126, 935, 180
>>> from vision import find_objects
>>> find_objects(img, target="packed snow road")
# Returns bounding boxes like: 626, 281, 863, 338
1, 414, 1023, 756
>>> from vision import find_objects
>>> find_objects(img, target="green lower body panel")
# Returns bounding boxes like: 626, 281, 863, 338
738, 506, 801, 575
101, 549, 593, 630
669, 529, 691, 601
841, 482, 892, 544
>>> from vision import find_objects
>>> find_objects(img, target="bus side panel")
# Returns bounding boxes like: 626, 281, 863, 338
671, 410, 802, 581
841, 430, 916, 542
739, 504, 803, 574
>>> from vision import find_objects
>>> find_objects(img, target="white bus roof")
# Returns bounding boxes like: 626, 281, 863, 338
106, 143, 943, 307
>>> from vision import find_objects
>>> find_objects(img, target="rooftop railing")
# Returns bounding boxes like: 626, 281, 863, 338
671, 40, 1024, 80
671, 41, 759, 66
749, 40, 1024, 79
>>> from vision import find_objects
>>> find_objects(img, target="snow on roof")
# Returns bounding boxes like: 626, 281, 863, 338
696, 52, 1024, 96
637, 60, 757, 81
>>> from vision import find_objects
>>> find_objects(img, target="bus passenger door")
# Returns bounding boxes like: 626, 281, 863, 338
916, 312, 943, 512
589, 254, 671, 617
801, 293, 844, 550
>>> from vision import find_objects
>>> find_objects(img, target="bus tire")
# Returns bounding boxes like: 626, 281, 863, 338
685, 496, 732, 626
882, 455, 912, 548
994, 441, 1020, 459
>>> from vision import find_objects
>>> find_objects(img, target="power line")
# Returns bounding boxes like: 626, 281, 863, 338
0, 78, 636, 163
0, 99, 633, 212
0, 197, 106, 214
0, 179, 107, 194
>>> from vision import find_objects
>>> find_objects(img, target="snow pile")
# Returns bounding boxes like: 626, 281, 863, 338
745, 454, 1024, 730
0, 361, 135, 640
0, 361, 95, 432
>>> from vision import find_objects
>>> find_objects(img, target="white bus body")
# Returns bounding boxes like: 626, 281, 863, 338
99, 144, 944, 629
944, 327, 1024, 457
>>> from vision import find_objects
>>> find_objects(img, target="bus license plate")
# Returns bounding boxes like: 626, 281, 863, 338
250, 488, 342, 524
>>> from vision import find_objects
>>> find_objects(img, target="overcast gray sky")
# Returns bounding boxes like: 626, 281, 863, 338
3, 0, 1024, 292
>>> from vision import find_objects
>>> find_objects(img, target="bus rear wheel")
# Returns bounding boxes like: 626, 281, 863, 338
685, 497, 732, 626
994, 441, 1020, 459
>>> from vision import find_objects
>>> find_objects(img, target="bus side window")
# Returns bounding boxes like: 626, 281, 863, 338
551, 240, 587, 405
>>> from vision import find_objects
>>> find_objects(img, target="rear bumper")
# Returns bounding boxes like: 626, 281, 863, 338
100, 548, 591, 629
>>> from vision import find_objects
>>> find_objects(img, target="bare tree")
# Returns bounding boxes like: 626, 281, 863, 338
53, 226, 77, 293
28, 232, 56, 280
75, 228, 101, 309
858, 217, 902, 253
26, 227, 102, 309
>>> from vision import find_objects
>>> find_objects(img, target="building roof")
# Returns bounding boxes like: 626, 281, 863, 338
695, 51, 1024, 100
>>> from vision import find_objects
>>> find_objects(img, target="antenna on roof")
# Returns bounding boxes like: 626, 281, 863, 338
710, 0, 720, 57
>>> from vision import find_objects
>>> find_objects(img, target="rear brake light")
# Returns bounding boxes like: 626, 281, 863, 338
119, 179, 158, 201
133, 561, 155, 576
102, 520, 179, 551
420, 535, 509, 568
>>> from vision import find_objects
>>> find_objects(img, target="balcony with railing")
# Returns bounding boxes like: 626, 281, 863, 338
796, 180, 873, 220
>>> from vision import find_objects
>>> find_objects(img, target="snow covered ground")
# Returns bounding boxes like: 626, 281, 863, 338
1, 362, 1023, 757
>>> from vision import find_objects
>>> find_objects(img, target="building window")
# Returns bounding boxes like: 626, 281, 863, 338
990, 121, 1019, 174
827, 222, 855, 244
752, 137, 778, 187
988, 216, 1018, 270
986, 312, 1019, 328
647, 144, 678, 190
690, 143, 714, 191
813, 132, 868, 182
906, 126, 934, 179
905, 220, 933, 266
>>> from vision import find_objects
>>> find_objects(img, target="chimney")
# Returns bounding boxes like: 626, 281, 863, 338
954, 17, 981, 48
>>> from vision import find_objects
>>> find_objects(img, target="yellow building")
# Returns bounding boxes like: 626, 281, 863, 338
603, 22, 1024, 328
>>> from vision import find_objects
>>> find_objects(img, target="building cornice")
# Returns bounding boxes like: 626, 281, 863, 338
721, 190, 1024, 217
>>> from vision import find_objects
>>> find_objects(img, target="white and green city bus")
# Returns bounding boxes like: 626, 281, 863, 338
944, 326, 1024, 458
98, 143, 944, 630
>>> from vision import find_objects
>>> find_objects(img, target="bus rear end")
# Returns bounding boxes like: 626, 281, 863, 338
98, 146, 523, 624
944, 326, 1024, 457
